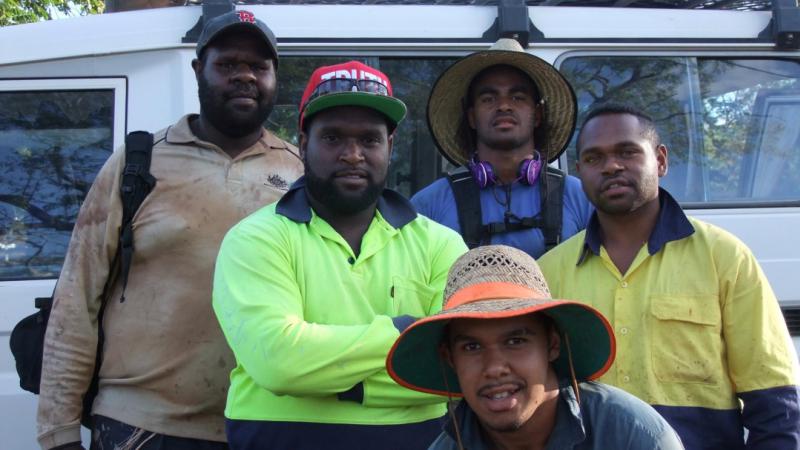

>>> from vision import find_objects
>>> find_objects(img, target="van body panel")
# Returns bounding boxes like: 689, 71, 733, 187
1, 4, 798, 448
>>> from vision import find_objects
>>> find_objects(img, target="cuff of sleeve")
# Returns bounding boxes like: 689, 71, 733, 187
50, 443, 83, 450
337, 382, 365, 403
38, 424, 82, 450
392, 315, 417, 333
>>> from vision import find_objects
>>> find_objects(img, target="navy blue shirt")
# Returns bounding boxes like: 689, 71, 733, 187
429, 381, 684, 450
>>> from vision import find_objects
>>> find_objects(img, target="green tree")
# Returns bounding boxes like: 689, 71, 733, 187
0, 0, 104, 26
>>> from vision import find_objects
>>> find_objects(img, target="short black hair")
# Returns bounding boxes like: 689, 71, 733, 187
576, 103, 661, 154
457, 64, 544, 155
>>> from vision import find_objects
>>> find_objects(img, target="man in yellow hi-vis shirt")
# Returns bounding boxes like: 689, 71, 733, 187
539, 103, 799, 450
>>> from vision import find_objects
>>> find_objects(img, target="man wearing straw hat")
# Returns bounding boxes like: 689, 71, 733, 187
388, 245, 683, 450
213, 60, 467, 449
412, 38, 592, 258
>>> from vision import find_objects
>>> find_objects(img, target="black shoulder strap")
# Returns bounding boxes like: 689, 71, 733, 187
447, 169, 483, 249
540, 166, 565, 252
118, 131, 156, 302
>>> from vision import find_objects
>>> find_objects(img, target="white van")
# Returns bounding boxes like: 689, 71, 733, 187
1, 1, 798, 448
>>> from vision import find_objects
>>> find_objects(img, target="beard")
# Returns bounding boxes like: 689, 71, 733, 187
304, 164, 385, 215
197, 74, 274, 138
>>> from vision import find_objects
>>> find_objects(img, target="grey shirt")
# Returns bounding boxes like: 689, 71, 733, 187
429, 381, 684, 450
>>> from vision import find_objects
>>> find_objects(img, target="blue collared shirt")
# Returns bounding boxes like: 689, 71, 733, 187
429, 381, 684, 450
412, 174, 592, 259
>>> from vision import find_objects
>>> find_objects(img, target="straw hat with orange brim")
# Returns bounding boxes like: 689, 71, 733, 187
427, 38, 577, 166
387, 245, 615, 397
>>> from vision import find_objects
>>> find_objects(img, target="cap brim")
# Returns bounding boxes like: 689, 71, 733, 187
387, 298, 615, 396
427, 50, 577, 165
303, 92, 407, 128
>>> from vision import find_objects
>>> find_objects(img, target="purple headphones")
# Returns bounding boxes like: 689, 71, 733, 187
468, 151, 543, 189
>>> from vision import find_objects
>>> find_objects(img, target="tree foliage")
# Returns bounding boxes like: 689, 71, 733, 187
0, 0, 104, 26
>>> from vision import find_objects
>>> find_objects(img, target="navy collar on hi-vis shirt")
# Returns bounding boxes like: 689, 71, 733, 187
276, 176, 417, 229
578, 187, 695, 265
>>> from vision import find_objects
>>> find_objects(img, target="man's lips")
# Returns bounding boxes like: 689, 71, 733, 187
601, 178, 632, 193
492, 115, 518, 127
335, 169, 368, 179
478, 382, 524, 413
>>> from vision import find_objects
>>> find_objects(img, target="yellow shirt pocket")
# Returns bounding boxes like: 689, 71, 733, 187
390, 276, 439, 318
649, 294, 722, 384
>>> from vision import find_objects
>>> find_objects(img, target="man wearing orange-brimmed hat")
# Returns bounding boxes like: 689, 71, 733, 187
213, 61, 466, 449
388, 245, 683, 450
412, 39, 592, 259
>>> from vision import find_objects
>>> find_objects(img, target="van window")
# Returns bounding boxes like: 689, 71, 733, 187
273, 56, 458, 197
559, 56, 800, 206
0, 89, 115, 281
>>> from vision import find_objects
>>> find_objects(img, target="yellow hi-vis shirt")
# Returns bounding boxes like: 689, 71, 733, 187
538, 189, 799, 449
213, 179, 467, 425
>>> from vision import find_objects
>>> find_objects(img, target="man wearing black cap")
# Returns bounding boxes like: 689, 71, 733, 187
36, 10, 302, 450
412, 39, 592, 259
213, 61, 466, 449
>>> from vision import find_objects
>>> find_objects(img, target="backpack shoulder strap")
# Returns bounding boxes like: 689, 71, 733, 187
447, 169, 483, 249
540, 166, 565, 252
118, 131, 156, 302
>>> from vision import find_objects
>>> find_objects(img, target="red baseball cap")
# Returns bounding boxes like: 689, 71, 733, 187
299, 61, 407, 130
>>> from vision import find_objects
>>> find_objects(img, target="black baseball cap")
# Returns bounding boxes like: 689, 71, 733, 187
195, 10, 278, 64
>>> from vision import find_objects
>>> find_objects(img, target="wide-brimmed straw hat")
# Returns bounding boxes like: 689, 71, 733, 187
387, 245, 615, 397
427, 38, 577, 165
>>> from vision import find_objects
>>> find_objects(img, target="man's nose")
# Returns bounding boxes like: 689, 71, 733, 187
231, 63, 256, 83
340, 139, 365, 164
601, 155, 624, 175
482, 347, 510, 378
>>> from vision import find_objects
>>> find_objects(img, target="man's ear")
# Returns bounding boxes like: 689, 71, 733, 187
533, 101, 543, 129
299, 131, 308, 161
548, 327, 561, 363
191, 58, 202, 80
656, 144, 669, 178
387, 131, 394, 159
438, 342, 455, 368
467, 107, 477, 130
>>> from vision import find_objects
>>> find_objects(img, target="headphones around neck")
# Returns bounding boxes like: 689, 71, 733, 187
467, 151, 543, 189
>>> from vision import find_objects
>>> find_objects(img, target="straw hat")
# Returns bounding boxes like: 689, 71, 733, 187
387, 245, 615, 397
427, 38, 577, 165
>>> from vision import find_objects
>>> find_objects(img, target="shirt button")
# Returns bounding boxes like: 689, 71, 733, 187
623, 375, 631, 383
347, 257, 355, 265
620, 327, 628, 335
621, 281, 628, 288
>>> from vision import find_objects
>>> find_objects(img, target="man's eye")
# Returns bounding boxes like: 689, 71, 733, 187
462, 342, 480, 352
321, 135, 339, 143
582, 155, 597, 164
512, 95, 528, 102
479, 95, 495, 104
506, 337, 526, 346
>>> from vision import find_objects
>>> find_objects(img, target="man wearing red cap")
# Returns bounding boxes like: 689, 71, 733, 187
213, 61, 467, 449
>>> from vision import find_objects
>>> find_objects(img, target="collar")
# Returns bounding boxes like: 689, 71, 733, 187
442, 382, 586, 449
275, 176, 417, 229
577, 188, 695, 265
165, 114, 294, 155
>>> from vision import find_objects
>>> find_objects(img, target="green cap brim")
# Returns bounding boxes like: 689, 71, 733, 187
303, 92, 407, 128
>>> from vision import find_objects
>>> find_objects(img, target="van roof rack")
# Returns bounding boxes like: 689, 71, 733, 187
181, 0, 798, 50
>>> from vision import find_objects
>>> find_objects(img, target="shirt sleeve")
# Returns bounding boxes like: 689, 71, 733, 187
717, 235, 800, 447
37, 149, 125, 450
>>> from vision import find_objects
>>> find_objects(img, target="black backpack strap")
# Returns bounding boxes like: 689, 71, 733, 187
540, 166, 565, 252
447, 169, 484, 249
118, 131, 156, 302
